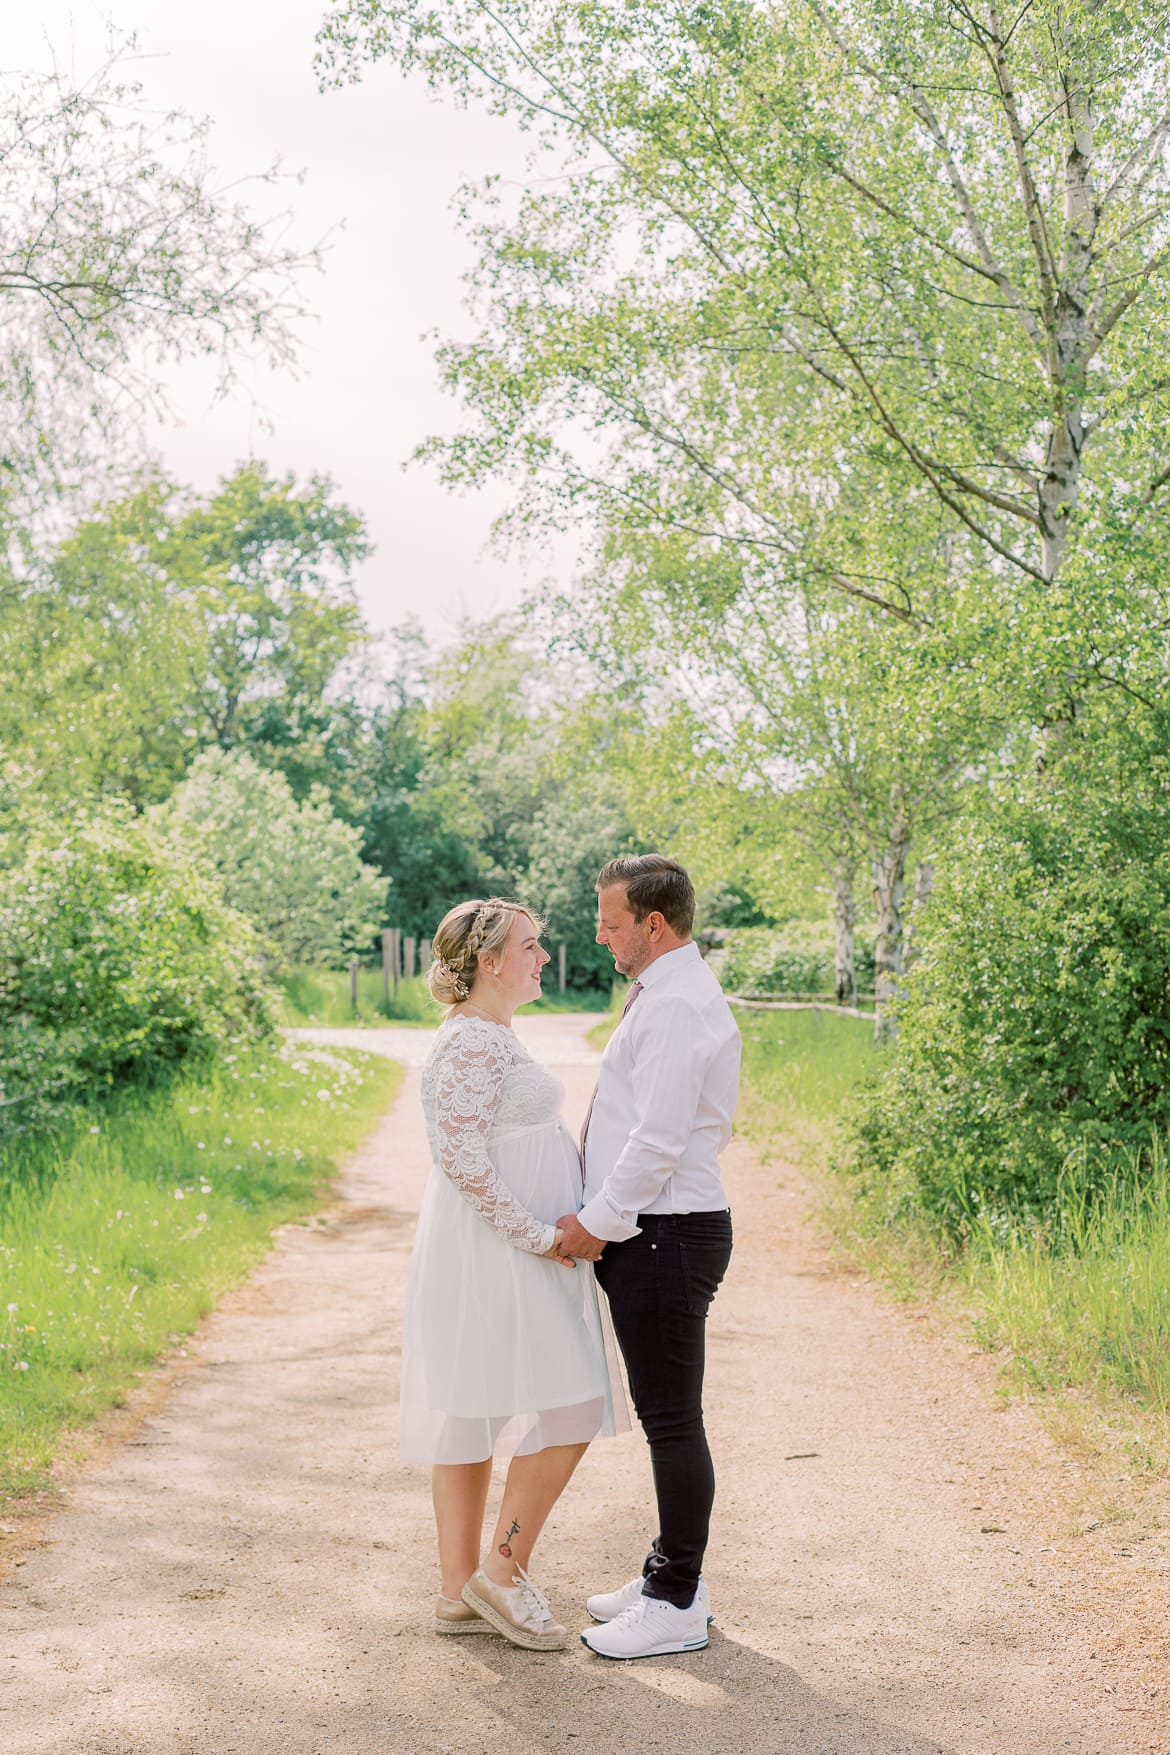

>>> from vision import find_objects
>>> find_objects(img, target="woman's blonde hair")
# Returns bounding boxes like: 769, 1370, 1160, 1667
427, 897, 545, 1006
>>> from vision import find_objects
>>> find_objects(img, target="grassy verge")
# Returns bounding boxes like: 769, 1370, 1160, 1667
528, 987, 616, 1014
0, 1042, 399, 1506
738, 1011, 1170, 1469
279, 965, 613, 1028
278, 967, 435, 1026
963, 1148, 1170, 1417
735, 1007, 879, 1163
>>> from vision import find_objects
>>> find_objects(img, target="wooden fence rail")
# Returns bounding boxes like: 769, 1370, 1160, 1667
729, 994, 875, 1020
356, 932, 572, 1014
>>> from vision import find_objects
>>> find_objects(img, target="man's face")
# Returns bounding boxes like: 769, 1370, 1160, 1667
596, 883, 653, 978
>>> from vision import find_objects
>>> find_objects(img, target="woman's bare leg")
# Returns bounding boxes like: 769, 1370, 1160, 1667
432, 1459, 492, 1599
482, 1443, 589, 1585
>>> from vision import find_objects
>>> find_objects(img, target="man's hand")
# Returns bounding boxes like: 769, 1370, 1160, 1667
556, 1212, 607, 1263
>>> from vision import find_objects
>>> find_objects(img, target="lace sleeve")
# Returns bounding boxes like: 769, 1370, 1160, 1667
431, 1023, 557, 1256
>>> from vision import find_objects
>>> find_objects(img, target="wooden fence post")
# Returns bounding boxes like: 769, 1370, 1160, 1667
349, 956, 360, 1015
404, 936, 417, 980
558, 943, 567, 994
382, 929, 393, 1007
420, 937, 432, 972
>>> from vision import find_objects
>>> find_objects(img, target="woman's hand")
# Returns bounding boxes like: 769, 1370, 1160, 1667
543, 1227, 577, 1268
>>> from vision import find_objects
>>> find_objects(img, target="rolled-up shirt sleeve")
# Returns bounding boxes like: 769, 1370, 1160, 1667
578, 997, 713, 1242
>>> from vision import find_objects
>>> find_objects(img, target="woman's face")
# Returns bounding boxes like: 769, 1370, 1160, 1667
482, 913, 550, 1010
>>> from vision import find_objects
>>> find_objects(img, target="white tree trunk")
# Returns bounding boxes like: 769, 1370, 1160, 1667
903, 859, 934, 974
833, 857, 856, 1006
873, 806, 911, 1042
1039, 55, 1095, 587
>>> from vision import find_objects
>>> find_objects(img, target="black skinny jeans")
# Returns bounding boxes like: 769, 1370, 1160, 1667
595, 1208, 733, 1610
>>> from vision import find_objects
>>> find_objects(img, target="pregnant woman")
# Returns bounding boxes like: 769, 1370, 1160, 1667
400, 897, 626, 1650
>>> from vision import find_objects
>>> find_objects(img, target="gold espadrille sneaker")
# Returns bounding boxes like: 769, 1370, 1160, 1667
433, 1593, 495, 1635
460, 1565, 568, 1651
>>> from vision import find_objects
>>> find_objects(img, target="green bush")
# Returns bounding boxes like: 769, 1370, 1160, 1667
0, 810, 272, 1114
719, 921, 876, 997
852, 791, 1170, 1232
154, 748, 387, 969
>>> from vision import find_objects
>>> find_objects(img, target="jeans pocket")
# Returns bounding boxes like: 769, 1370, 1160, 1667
677, 1232, 732, 1317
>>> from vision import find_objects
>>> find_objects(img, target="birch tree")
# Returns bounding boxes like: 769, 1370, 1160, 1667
1, 43, 315, 502
557, 504, 988, 1034
319, 0, 1170, 724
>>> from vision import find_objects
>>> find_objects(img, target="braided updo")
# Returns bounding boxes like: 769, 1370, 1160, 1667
427, 897, 544, 1006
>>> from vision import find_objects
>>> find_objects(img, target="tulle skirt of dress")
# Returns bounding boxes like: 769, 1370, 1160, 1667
399, 1119, 629, 1464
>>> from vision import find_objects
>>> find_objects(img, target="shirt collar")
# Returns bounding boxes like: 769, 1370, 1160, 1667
635, 940, 701, 990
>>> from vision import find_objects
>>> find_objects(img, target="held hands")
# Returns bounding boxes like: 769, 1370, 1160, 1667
543, 1227, 578, 1269
555, 1212, 607, 1264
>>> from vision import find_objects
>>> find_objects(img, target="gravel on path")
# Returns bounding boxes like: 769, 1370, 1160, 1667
1, 1013, 1164, 1754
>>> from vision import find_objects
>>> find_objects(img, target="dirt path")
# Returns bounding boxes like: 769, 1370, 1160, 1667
1, 1015, 1165, 1754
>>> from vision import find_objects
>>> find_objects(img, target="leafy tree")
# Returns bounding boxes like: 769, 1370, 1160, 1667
319, 0, 1170, 744
317, 623, 485, 936
523, 781, 635, 990
0, 466, 370, 808
1, 44, 314, 504
0, 481, 201, 806
558, 525, 989, 1028
161, 463, 370, 759
154, 749, 386, 969
380, 617, 638, 978
419, 619, 555, 888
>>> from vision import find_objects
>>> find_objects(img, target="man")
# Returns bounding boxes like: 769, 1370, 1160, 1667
557, 854, 741, 1660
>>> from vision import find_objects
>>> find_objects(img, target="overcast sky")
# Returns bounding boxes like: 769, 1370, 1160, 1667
12, 2, 574, 642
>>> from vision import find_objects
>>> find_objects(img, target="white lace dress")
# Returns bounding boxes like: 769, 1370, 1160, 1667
399, 1014, 628, 1464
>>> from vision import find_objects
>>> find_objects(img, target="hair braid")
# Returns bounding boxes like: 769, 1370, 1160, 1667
426, 897, 547, 1008
464, 907, 489, 962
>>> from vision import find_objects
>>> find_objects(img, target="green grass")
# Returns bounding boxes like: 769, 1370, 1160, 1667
278, 964, 613, 1028
0, 1041, 399, 1505
735, 1008, 880, 1164
962, 1143, 1170, 1413
736, 1010, 1170, 1433
278, 966, 435, 1026
528, 986, 616, 1014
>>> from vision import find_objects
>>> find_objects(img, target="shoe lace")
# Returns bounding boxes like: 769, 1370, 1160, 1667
511, 1564, 553, 1626
609, 1595, 653, 1628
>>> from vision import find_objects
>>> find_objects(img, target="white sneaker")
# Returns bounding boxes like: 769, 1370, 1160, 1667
587, 1575, 712, 1625
580, 1594, 710, 1660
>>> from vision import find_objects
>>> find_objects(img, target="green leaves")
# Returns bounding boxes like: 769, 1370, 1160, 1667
153, 750, 387, 972
0, 808, 273, 1112
852, 771, 1170, 1233
0, 464, 371, 812
0, 43, 316, 503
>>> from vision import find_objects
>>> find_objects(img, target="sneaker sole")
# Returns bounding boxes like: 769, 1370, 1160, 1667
580, 1631, 710, 1660
460, 1582, 569, 1652
433, 1617, 496, 1635
589, 1610, 715, 1626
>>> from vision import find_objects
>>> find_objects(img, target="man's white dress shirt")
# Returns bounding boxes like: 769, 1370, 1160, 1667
579, 941, 741, 1244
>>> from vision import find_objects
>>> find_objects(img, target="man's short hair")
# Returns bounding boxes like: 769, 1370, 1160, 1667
595, 854, 695, 937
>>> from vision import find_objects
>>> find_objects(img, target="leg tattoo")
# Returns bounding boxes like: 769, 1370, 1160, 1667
498, 1517, 520, 1559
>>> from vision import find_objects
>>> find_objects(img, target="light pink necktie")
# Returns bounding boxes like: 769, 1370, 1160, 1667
578, 979, 643, 1171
